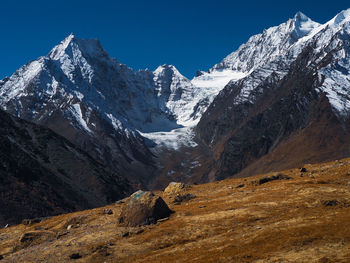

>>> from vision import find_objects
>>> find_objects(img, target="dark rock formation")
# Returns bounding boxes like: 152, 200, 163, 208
322, 200, 339, 207
69, 253, 82, 260
254, 174, 292, 185
0, 109, 132, 226
119, 191, 172, 227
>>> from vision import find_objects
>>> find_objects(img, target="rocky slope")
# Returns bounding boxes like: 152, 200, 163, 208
1, 158, 350, 262
192, 9, 350, 181
0, 108, 132, 226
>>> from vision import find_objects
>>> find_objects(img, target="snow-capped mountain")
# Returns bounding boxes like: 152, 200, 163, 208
1, 9, 350, 188
191, 11, 322, 115
0, 10, 324, 155
0, 34, 208, 132
185, 11, 321, 128
212, 12, 320, 73
193, 8, 350, 181
0, 33, 208, 185
0, 34, 185, 133
0, 34, 158, 186
202, 9, 350, 117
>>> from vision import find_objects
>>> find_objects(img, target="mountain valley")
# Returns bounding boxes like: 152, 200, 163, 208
1, 8, 350, 244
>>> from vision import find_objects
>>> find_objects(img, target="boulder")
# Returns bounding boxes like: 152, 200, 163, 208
300, 167, 307, 173
119, 191, 172, 227
322, 200, 339, 207
164, 182, 190, 196
102, 208, 113, 215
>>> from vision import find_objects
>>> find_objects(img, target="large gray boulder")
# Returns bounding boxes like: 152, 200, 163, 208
118, 191, 172, 227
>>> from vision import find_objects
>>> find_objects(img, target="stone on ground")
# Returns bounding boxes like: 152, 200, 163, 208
118, 191, 172, 227
164, 182, 190, 196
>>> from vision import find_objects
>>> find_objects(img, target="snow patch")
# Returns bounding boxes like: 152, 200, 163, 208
69, 103, 92, 133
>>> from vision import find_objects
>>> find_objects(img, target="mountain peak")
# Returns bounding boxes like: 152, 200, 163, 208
63, 33, 75, 43
48, 34, 109, 61
293, 11, 310, 22
154, 64, 183, 78
49, 34, 75, 59
155, 64, 176, 70
333, 8, 350, 25
291, 11, 320, 39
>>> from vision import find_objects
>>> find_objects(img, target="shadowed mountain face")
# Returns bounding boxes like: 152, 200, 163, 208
0, 109, 132, 226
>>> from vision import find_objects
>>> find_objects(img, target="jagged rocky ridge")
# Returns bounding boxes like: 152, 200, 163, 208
0, 35, 200, 187
1, 9, 350, 189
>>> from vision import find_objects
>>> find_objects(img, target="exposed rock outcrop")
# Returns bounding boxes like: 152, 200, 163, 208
119, 191, 172, 227
164, 182, 191, 196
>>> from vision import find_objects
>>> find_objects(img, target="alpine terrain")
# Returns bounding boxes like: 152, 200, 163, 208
1, 9, 350, 225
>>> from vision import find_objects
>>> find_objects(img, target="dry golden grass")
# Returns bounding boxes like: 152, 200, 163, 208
1, 158, 350, 262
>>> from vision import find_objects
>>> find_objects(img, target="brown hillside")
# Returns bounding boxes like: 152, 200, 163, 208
237, 97, 350, 178
1, 158, 350, 262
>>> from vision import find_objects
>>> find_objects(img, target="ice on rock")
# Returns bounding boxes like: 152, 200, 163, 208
69, 103, 92, 133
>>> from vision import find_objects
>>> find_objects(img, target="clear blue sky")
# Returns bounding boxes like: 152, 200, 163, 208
0, 0, 349, 79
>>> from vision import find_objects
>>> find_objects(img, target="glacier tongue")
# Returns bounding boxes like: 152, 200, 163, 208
140, 66, 249, 150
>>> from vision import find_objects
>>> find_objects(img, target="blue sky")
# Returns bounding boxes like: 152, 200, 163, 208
0, 0, 349, 78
